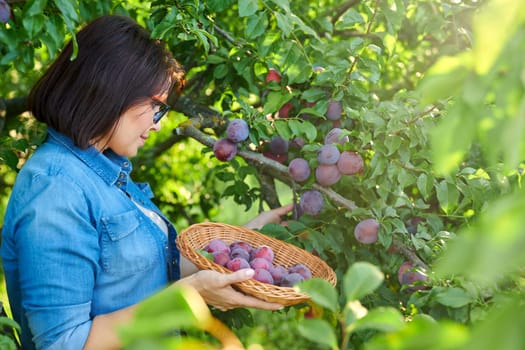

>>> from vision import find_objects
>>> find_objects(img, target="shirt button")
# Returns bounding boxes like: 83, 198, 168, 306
117, 181, 122, 187
119, 172, 125, 179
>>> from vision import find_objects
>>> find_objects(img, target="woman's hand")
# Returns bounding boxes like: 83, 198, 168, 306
176, 269, 284, 311
243, 203, 294, 230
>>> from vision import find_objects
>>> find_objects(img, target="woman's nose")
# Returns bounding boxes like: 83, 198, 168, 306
151, 120, 161, 131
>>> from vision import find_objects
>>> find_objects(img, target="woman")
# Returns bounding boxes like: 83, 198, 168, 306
1, 14, 292, 350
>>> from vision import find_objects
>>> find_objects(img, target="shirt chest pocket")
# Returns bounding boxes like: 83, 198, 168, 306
101, 210, 160, 276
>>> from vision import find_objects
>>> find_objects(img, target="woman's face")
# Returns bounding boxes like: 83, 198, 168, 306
95, 94, 168, 157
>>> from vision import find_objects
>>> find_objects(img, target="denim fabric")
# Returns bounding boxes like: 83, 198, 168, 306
1, 128, 180, 350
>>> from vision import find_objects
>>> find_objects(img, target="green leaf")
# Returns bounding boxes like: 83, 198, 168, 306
245, 13, 268, 39
436, 180, 459, 215
301, 88, 327, 102
297, 278, 339, 312
238, 0, 258, 17
197, 250, 214, 261
262, 91, 293, 115
206, 54, 226, 64
0, 335, 18, 350
289, 13, 320, 40
274, 119, 292, 140
344, 262, 384, 301
297, 319, 338, 349
0, 317, 20, 332
190, 28, 218, 53
466, 295, 525, 350
274, 12, 293, 36
336, 8, 364, 28
208, 0, 236, 12
417, 173, 433, 200
365, 314, 469, 350
0, 149, 19, 170
119, 285, 211, 345
435, 190, 525, 286
53, 0, 78, 28
301, 122, 318, 142
434, 287, 473, 308
269, 0, 290, 13
385, 135, 402, 155
279, 42, 310, 84
26, 0, 48, 16
288, 119, 317, 142
353, 307, 405, 333
213, 64, 228, 79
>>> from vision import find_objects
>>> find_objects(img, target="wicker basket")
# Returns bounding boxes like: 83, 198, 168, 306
176, 222, 337, 306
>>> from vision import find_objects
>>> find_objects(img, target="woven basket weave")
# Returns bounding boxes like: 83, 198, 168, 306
176, 222, 337, 306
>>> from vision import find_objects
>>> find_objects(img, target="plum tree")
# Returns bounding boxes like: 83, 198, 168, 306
324, 128, 349, 145
3, 2, 504, 347
317, 144, 341, 165
337, 151, 364, 175
354, 218, 380, 244
288, 158, 311, 182
213, 138, 237, 162
315, 164, 342, 186
226, 119, 249, 143
299, 190, 324, 216
326, 100, 342, 120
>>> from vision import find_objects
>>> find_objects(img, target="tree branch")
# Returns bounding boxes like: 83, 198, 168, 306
213, 24, 238, 46
331, 0, 360, 25
177, 123, 358, 210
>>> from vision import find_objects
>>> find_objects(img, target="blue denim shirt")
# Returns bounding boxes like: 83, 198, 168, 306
1, 128, 180, 350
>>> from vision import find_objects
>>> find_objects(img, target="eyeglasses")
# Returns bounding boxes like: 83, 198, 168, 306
152, 99, 171, 124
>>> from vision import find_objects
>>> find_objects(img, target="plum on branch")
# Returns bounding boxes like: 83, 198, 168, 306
299, 190, 324, 216
213, 138, 237, 161
337, 151, 364, 175
226, 119, 249, 143
354, 218, 379, 244
315, 164, 342, 186
288, 158, 311, 182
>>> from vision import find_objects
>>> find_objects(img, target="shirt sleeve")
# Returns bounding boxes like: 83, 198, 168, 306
11, 173, 99, 349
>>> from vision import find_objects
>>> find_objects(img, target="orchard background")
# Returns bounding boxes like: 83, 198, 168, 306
1, 0, 525, 349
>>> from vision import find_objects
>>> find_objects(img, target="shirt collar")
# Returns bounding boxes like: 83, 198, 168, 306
46, 127, 132, 188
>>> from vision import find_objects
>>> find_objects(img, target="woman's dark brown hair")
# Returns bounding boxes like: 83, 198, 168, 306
28, 14, 185, 148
